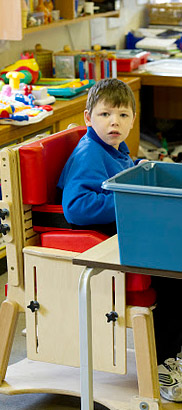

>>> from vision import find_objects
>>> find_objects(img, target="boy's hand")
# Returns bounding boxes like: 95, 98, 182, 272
138, 159, 148, 164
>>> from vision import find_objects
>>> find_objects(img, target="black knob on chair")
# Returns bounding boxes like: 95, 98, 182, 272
27, 300, 40, 313
0, 223, 10, 235
105, 311, 118, 323
0, 208, 9, 220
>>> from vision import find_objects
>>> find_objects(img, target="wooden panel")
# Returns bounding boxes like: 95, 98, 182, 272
154, 86, 182, 119
0, 356, 163, 410
0, 149, 24, 288
126, 89, 140, 158
132, 307, 160, 400
25, 252, 81, 366
0, 300, 19, 384
55, 0, 74, 19
0, 0, 22, 40
24, 247, 126, 373
92, 270, 126, 374
58, 112, 85, 130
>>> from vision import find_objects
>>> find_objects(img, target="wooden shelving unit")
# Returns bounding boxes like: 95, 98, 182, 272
24, 11, 120, 35
0, 0, 120, 41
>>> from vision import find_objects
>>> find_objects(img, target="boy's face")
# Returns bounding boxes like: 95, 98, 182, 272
84, 100, 136, 150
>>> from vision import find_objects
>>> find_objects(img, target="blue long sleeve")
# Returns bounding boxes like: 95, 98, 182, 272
57, 127, 134, 226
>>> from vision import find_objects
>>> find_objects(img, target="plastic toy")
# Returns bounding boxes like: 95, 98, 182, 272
0, 70, 55, 123
36, 0, 53, 23
36, 78, 95, 97
0, 56, 41, 85
0, 97, 53, 125
0, 103, 14, 119
0, 72, 53, 125
6, 71, 25, 90
31, 85, 55, 105
0, 80, 4, 91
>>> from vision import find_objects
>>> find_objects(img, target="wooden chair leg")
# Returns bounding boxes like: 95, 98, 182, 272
131, 307, 160, 400
0, 299, 19, 384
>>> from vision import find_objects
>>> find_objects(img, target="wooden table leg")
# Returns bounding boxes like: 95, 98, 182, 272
0, 299, 19, 384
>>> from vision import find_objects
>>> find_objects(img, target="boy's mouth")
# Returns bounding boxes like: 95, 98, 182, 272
108, 131, 121, 136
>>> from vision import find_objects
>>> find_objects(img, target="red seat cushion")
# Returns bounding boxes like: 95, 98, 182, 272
19, 126, 86, 205
126, 271, 151, 292
40, 230, 109, 253
126, 287, 157, 307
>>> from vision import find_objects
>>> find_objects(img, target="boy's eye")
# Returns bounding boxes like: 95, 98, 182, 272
120, 113, 128, 118
100, 112, 109, 117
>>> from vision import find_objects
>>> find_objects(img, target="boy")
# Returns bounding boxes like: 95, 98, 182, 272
58, 78, 136, 236
57, 79, 182, 402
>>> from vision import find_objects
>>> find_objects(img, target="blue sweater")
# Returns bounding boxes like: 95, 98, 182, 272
57, 127, 134, 225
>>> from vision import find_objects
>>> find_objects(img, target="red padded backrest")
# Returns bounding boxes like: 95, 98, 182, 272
19, 126, 86, 204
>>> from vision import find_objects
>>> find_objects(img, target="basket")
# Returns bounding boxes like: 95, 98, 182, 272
24, 44, 53, 78
102, 161, 182, 272
147, 2, 182, 26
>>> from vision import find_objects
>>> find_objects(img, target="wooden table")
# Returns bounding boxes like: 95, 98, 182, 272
118, 69, 182, 120
118, 69, 182, 87
0, 77, 141, 157
73, 234, 182, 410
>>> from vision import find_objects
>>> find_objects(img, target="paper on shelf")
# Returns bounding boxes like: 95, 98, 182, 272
135, 37, 178, 51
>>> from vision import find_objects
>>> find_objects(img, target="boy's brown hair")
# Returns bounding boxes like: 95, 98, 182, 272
86, 78, 136, 116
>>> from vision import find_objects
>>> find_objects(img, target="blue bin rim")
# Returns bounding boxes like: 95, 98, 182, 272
102, 161, 182, 198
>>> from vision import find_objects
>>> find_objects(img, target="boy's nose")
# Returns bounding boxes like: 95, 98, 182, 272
110, 115, 119, 125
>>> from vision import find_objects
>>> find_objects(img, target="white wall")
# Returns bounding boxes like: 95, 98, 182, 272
0, 0, 147, 69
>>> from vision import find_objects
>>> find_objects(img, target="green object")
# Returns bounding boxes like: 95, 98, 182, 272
20, 70, 33, 84
162, 137, 168, 151
0, 73, 8, 84
0, 80, 5, 91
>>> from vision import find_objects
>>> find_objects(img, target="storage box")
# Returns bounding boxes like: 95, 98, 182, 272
111, 49, 150, 65
24, 44, 53, 78
102, 161, 182, 272
27, 11, 44, 26
109, 57, 140, 73
147, 3, 182, 26
54, 51, 81, 78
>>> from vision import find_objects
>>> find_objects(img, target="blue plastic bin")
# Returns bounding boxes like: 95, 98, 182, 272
102, 161, 182, 272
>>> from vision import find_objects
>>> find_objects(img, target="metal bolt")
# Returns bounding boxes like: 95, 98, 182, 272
139, 402, 149, 410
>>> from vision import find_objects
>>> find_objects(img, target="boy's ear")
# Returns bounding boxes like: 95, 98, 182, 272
84, 110, 92, 127
131, 113, 136, 129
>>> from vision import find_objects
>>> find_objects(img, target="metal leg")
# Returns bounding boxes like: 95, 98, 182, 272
79, 266, 102, 410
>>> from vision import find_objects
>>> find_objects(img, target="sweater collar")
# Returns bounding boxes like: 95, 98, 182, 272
86, 126, 130, 155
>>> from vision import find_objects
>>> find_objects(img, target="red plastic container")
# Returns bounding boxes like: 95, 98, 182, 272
109, 57, 140, 73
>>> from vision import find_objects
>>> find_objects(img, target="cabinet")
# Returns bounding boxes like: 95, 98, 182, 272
0, 0, 119, 41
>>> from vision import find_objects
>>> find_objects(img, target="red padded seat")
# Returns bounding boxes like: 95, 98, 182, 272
19, 127, 86, 205
40, 230, 109, 253
126, 287, 156, 307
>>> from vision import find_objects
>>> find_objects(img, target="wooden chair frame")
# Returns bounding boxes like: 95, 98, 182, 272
0, 131, 167, 410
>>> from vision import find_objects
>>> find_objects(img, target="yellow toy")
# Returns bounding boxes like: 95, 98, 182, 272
6, 72, 25, 90
36, 0, 53, 23
0, 57, 41, 85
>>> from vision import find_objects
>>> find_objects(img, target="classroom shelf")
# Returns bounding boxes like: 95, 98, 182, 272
0, 0, 120, 41
24, 11, 120, 35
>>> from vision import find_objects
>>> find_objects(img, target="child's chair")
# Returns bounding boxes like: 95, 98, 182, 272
0, 126, 161, 410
